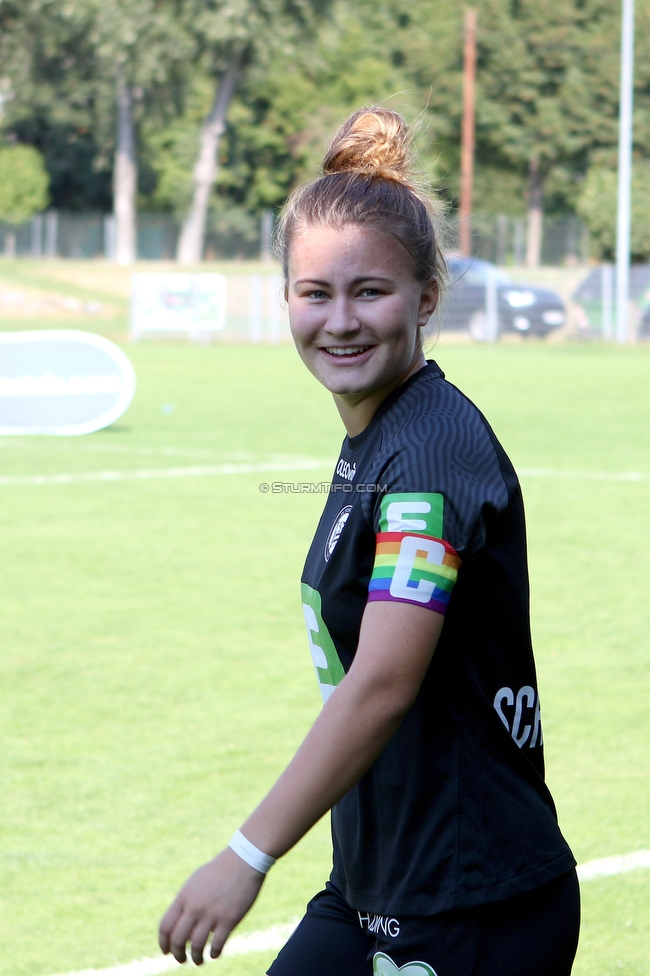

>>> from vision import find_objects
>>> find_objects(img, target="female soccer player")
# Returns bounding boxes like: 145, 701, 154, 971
159, 108, 580, 976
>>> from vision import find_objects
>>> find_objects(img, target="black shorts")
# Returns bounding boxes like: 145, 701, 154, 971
267, 870, 580, 976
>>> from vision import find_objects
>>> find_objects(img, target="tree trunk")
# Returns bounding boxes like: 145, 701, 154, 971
176, 54, 241, 265
114, 68, 137, 266
525, 157, 543, 268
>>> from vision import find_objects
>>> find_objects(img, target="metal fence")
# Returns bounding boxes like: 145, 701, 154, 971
0, 210, 274, 261
451, 214, 590, 267
1, 209, 590, 267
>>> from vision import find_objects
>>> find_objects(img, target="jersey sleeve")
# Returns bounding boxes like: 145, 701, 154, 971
368, 491, 461, 614
366, 405, 508, 615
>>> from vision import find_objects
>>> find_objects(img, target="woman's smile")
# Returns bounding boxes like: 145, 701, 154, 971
319, 344, 376, 364
322, 345, 374, 357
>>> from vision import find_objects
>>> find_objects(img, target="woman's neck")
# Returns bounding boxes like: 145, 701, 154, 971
333, 352, 427, 438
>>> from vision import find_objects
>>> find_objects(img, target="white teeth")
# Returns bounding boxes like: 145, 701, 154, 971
325, 346, 369, 356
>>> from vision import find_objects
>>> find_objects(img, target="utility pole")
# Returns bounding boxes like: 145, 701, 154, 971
616, 0, 635, 343
459, 9, 477, 258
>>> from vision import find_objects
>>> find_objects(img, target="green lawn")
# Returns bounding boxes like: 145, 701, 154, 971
0, 336, 649, 976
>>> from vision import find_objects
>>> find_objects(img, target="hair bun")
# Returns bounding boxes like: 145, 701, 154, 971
323, 107, 414, 185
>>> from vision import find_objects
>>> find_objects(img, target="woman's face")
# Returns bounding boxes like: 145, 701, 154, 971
287, 223, 438, 403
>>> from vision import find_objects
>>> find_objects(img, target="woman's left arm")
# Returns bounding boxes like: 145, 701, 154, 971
242, 600, 444, 852
159, 601, 443, 963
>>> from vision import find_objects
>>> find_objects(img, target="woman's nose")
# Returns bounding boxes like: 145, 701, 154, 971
325, 297, 361, 336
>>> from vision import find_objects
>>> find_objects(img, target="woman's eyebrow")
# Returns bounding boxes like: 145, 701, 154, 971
294, 275, 394, 286
351, 276, 394, 284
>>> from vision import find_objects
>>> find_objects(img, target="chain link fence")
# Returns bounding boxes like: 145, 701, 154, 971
0, 211, 273, 261
1, 210, 592, 266
447, 213, 590, 267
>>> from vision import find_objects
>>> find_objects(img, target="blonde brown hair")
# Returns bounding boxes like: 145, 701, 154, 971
276, 107, 446, 287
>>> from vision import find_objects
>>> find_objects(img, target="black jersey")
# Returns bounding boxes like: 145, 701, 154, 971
301, 361, 575, 917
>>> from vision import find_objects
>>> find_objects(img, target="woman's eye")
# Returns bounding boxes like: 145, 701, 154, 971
360, 288, 380, 298
307, 290, 328, 300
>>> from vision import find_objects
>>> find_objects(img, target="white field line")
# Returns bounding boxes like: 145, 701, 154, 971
0, 464, 647, 488
47, 851, 650, 976
0, 459, 332, 487
518, 468, 649, 482
45, 921, 300, 976
576, 849, 650, 881
0, 440, 218, 459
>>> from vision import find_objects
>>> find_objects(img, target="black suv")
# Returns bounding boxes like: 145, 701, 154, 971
438, 257, 566, 339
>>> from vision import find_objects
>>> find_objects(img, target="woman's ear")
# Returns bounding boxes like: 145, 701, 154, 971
417, 277, 439, 327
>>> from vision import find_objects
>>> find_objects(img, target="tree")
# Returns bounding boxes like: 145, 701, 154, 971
0, 0, 105, 210
81, 0, 194, 264
469, 0, 650, 265
0, 0, 194, 262
6, 0, 650, 264
174, 47, 241, 264
0, 144, 49, 222
146, 0, 452, 259
577, 161, 650, 260
175, 0, 330, 265
0, 144, 49, 254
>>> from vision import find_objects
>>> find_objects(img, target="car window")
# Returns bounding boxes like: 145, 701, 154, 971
448, 259, 511, 288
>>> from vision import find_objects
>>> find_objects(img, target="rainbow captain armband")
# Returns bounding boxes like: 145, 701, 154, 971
368, 492, 461, 614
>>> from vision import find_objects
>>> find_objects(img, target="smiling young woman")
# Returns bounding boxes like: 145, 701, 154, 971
158, 108, 580, 976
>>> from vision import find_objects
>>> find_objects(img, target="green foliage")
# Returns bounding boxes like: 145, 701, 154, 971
0, 3, 96, 209
205, 203, 261, 258
472, 166, 527, 216
436, 0, 650, 215
142, 73, 215, 216
4, 0, 650, 222
0, 144, 49, 223
470, 0, 614, 209
0, 0, 196, 212
142, 0, 459, 219
9, 119, 113, 210
577, 162, 650, 260
140, 0, 416, 216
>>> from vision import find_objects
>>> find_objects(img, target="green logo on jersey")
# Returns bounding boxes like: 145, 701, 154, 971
378, 492, 444, 537
373, 952, 438, 976
301, 583, 345, 704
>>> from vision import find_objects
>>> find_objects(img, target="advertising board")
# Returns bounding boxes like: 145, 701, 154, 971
0, 330, 136, 435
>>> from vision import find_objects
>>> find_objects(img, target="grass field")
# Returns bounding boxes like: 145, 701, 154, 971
0, 279, 649, 975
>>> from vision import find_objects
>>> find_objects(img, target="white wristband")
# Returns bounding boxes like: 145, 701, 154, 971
228, 829, 277, 875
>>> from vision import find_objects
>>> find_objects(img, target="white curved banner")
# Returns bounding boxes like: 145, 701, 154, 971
0, 330, 136, 435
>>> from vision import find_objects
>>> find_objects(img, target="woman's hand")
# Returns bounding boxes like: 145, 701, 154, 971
158, 847, 265, 965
